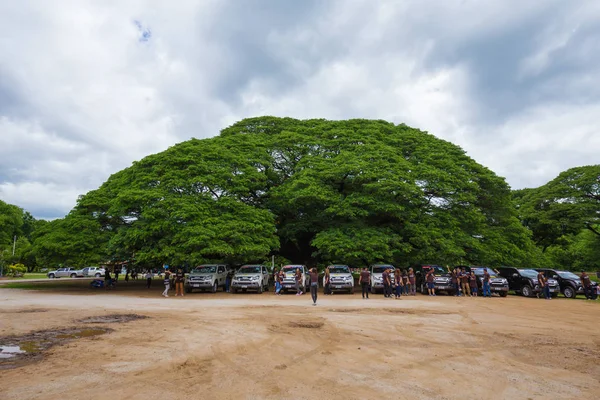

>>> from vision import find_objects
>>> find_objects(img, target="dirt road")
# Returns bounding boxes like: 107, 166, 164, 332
1, 287, 598, 400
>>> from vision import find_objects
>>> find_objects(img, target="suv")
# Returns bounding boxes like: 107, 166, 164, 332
81, 267, 105, 277
470, 267, 509, 297
535, 269, 597, 299
231, 265, 270, 293
185, 264, 228, 293
327, 265, 355, 293
497, 267, 559, 297
369, 265, 395, 294
414, 265, 452, 294
47, 267, 83, 278
280, 265, 310, 293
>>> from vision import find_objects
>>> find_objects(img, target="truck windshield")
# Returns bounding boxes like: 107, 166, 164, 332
329, 266, 350, 274
557, 271, 580, 280
372, 266, 394, 273
283, 266, 303, 273
473, 269, 497, 278
518, 269, 539, 278
428, 266, 447, 275
193, 266, 216, 273
238, 266, 261, 274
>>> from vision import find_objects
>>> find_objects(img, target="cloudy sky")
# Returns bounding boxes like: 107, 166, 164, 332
1, 0, 599, 219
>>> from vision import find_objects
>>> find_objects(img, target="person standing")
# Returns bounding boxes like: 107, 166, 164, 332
295, 268, 303, 296
469, 271, 478, 296
451, 268, 459, 296
537, 270, 548, 299
580, 271, 593, 300
324, 267, 331, 295
402, 270, 409, 295
426, 268, 436, 296
408, 268, 416, 295
359, 267, 370, 299
145, 270, 153, 289
482, 268, 491, 298
461, 268, 471, 297
114, 266, 120, 282
275, 269, 282, 295
175, 268, 185, 297
309, 268, 319, 306
394, 268, 402, 299
162, 268, 171, 297
104, 268, 112, 290
382, 268, 390, 298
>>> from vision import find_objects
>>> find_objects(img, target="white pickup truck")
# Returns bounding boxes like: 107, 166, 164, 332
81, 267, 106, 277
185, 264, 228, 293
327, 265, 355, 293
231, 265, 270, 294
280, 265, 310, 294
47, 267, 84, 279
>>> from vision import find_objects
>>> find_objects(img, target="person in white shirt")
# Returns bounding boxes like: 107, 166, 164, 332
145, 271, 153, 289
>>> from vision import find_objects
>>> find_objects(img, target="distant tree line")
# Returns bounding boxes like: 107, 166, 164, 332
1, 117, 598, 272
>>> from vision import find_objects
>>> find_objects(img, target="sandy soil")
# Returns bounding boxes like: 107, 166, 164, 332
0, 284, 599, 400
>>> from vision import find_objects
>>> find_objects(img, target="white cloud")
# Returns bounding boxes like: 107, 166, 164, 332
0, 0, 599, 218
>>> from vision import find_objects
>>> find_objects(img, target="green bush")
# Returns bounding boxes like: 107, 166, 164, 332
7, 263, 27, 277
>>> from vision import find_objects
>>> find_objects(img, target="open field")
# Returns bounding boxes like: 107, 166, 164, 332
1, 283, 599, 400
0, 273, 48, 280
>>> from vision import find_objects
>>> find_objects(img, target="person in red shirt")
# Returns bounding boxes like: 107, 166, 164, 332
426, 268, 436, 296
359, 267, 370, 299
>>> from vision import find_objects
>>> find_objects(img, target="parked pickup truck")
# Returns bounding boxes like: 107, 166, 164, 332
280, 265, 310, 293
497, 267, 560, 297
327, 265, 355, 293
370, 264, 396, 294
470, 267, 509, 296
535, 269, 598, 299
81, 267, 105, 277
47, 268, 84, 278
186, 265, 228, 293
414, 265, 452, 295
231, 265, 270, 294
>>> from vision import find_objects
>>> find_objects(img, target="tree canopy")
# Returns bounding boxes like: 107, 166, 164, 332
34, 117, 538, 269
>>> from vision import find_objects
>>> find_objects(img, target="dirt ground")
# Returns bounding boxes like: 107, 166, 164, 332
0, 282, 599, 400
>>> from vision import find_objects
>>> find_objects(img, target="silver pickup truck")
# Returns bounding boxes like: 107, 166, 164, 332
231, 265, 270, 293
185, 265, 228, 293
370, 264, 395, 293
47, 267, 84, 278
280, 265, 310, 294
327, 265, 355, 293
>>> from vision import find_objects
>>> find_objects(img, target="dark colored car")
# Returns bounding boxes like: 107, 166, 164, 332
470, 267, 509, 297
413, 265, 453, 295
535, 269, 598, 299
496, 267, 560, 298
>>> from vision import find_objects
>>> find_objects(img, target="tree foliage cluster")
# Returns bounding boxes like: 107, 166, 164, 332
0, 199, 46, 272
2, 118, 597, 271
513, 165, 600, 270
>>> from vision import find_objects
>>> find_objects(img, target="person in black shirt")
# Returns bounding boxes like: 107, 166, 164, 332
104, 269, 112, 290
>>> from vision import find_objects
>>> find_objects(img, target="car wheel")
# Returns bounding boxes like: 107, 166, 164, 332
499, 292, 508, 297
563, 286, 576, 299
70, 273, 77, 278
258, 284, 263, 294
48, 273, 55, 279
212, 282, 218, 293
521, 285, 533, 297
95, 273, 101, 277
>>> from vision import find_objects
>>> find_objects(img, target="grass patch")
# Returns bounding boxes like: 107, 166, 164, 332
2, 273, 48, 280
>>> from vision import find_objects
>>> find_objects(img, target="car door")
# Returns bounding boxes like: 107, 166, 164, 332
261, 266, 268, 286
57, 268, 67, 277
217, 266, 226, 285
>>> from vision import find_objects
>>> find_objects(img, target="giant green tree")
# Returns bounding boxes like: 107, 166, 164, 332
66, 117, 538, 268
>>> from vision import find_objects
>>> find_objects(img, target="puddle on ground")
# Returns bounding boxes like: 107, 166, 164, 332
0, 327, 112, 370
78, 314, 148, 324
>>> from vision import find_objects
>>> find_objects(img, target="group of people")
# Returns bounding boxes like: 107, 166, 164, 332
444, 267, 492, 298
357, 267, 418, 299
